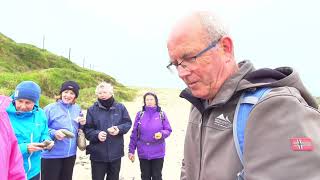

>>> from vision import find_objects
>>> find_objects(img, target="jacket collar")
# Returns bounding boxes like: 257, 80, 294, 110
96, 100, 116, 110
144, 106, 157, 113
57, 99, 72, 109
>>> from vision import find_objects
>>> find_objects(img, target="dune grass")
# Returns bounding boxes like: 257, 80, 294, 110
0, 32, 137, 109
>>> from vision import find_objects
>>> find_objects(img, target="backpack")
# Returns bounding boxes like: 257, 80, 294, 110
137, 110, 165, 140
233, 87, 271, 180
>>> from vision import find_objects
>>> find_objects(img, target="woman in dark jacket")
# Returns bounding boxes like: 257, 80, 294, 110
84, 82, 132, 180
128, 92, 172, 180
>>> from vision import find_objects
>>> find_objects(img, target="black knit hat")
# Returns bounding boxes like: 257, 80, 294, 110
60, 81, 80, 98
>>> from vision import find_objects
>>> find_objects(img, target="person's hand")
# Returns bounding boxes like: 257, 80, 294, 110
44, 140, 55, 150
77, 116, 86, 125
107, 126, 119, 136
27, 143, 44, 153
128, 153, 135, 163
107, 126, 115, 134
98, 131, 107, 142
54, 130, 66, 140
154, 132, 162, 140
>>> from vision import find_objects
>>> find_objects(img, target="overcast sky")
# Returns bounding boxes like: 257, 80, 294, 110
1, 0, 319, 96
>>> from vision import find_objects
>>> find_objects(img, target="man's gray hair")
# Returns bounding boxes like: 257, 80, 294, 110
95, 82, 114, 95
197, 12, 228, 42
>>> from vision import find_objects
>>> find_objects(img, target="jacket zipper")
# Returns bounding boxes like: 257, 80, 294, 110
27, 113, 38, 177
67, 108, 73, 156
198, 107, 217, 180
198, 115, 204, 180
27, 132, 33, 176
107, 109, 113, 161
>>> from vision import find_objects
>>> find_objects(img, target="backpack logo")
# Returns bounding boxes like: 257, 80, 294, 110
214, 114, 232, 129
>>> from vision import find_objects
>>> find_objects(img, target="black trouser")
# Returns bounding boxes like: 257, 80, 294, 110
91, 158, 121, 180
41, 155, 76, 180
29, 173, 40, 180
139, 158, 164, 180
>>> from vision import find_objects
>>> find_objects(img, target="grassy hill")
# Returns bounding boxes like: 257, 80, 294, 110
0, 33, 136, 108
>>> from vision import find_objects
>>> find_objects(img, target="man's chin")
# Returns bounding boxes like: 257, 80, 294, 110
190, 89, 209, 99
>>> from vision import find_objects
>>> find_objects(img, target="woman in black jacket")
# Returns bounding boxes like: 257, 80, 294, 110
84, 82, 132, 180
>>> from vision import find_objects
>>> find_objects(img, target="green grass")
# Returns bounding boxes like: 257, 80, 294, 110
0, 32, 137, 108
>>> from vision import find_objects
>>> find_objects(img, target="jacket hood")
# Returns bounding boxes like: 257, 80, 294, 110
181, 60, 318, 111
238, 63, 318, 108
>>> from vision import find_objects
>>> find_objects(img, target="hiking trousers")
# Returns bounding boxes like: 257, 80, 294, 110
41, 155, 76, 180
139, 158, 164, 180
91, 158, 121, 180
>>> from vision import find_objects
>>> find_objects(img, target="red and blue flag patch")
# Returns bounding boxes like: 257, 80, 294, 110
290, 137, 313, 151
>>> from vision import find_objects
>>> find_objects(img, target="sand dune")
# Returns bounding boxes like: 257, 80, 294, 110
73, 88, 190, 180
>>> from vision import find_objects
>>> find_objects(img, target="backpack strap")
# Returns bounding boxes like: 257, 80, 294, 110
138, 111, 145, 120
159, 110, 165, 121
233, 87, 271, 179
137, 111, 144, 140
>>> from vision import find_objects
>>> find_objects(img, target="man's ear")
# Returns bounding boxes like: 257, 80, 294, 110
221, 36, 233, 54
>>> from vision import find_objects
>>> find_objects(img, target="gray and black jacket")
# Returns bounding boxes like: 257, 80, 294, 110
180, 60, 320, 180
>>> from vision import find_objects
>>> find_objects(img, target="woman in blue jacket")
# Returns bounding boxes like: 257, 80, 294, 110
84, 82, 132, 180
7, 81, 54, 180
41, 81, 86, 180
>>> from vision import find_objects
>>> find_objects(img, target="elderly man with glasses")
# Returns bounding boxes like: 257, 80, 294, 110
167, 11, 320, 180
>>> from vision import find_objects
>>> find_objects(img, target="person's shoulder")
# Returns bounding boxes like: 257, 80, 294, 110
0, 95, 12, 103
250, 86, 318, 119
35, 107, 48, 121
159, 108, 165, 113
88, 102, 98, 111
136, 110, 142, 115
72, 103, 81, 111
0, 95, 12, 112
114, 101, 126, 108
0, 96, 11, 126
44, 102, 58, 110
260, 87, 307, 105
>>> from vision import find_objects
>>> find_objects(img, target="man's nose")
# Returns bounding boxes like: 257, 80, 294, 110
177, 66, 190, 78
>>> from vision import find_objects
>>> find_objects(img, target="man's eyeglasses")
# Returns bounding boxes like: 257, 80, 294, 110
166, 37, 222, 73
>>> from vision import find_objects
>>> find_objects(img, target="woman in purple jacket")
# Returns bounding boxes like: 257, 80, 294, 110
128, 92, 172, 180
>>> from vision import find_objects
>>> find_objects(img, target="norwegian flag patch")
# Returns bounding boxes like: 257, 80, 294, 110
290, 137, 313, 151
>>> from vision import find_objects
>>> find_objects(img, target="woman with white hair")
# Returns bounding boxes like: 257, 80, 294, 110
84, 82, 132, 180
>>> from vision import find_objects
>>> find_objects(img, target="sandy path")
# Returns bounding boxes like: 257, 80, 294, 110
73, 88, 190, 180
